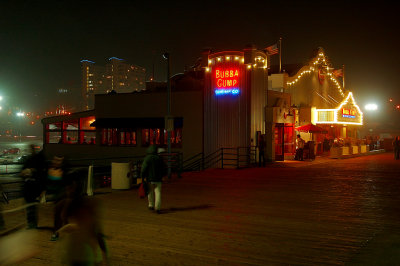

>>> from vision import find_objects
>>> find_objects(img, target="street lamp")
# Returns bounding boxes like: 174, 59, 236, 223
163, 52, 172, 179
365, 103, 378, 111
16, 111, 25, 142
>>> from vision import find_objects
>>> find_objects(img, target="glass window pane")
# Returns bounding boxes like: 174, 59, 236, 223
80, 116, 96, 130
81, 132, 96, 144
66, 131, 78, 144
63, 120, 78, 130
47, 132, 62, 143
142, 129, 150, 146
48, 122, 62, 130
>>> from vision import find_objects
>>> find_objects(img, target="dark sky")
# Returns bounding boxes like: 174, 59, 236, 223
1, 0, 399, 112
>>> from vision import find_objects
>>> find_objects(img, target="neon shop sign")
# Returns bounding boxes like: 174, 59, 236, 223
341, 108, 356, 118
214, 68, 240, 95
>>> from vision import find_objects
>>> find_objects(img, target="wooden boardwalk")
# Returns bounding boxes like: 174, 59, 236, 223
3, 153, 400, 265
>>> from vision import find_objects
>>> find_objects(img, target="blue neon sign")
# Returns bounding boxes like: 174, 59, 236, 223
215, 88, 240, 95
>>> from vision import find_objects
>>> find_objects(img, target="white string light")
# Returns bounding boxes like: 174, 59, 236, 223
286, 51, 345, 97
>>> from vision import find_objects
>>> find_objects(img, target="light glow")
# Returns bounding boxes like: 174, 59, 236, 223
215, 88, 240, 95
314, 92, 363, 125
365, 103, 378, 111
215, 68, 240, 88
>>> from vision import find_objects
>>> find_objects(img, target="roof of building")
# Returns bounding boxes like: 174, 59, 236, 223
269, 64, 304, 76
143, 70, 204, 93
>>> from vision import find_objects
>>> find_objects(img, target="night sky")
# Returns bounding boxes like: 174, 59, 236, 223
1, 1, 399, 114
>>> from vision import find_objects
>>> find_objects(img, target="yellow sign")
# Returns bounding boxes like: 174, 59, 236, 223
315, 92, 363, 125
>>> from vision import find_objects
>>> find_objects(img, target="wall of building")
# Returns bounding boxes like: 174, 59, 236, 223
249, 50, 268, 146
286, 66, 344, 109
42, 89, 203, 162
203, 49, 268, 156
268, 73, 287, 92
95, 91, 203, 159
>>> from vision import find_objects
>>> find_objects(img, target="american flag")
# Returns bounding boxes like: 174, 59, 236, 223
333, 69, 343, 77
266, 43, 279, 55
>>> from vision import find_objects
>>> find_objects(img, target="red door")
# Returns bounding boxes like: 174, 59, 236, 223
275, 123, 284, 161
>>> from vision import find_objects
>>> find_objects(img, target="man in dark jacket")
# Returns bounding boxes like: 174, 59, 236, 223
21, 145, 47, 229
140, 145, 166, 214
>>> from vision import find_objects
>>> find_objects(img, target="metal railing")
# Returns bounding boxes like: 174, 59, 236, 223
182, 146, 258, 171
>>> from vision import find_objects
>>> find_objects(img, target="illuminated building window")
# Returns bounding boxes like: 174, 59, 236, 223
141, 128, 182, 148
101, 128, 137, 146
45, 117, 97, 145
317, 111, 334, 122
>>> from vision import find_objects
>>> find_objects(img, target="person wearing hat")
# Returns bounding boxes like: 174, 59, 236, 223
141, 145, 167, 214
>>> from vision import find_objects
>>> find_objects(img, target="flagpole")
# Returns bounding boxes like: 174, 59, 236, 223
279, 37, 282, 73
342, 64, 345, 90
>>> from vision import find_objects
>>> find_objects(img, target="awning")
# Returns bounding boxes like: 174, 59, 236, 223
90, 117, 183, 129
295, 123, 327, 134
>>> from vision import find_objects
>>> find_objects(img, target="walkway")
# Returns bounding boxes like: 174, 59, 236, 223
2, 152, 400, 265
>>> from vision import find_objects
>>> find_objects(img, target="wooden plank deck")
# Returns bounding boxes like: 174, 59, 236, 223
2, 153, 400, 265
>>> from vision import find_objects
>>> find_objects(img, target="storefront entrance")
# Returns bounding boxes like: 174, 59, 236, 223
275, 123, 295, 161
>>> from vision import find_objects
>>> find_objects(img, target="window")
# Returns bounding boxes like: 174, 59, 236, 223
46, 122, 62, 143
141, 128, 182, 148
163, 128, 183, 148
142, 129, 150, 146
119, 130, 137, 145
102, 128, 137, 146
45, 116, 96, 145
63, 120, 78, 144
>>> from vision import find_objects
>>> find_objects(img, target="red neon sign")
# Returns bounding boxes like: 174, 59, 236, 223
215, 68, 240, 88
342, 108, 356, 118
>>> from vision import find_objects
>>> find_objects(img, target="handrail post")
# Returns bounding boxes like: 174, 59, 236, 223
87, 164, 94, 196
221, 148, 224, 169
201, 152, 205, 170
237, 147, 240, 169
247, 146, 250, 166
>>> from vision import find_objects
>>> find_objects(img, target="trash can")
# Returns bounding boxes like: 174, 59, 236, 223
111, 162, 131, 189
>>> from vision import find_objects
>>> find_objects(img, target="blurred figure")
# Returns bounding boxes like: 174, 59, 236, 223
0, 227, 39, 264
58, 197, 109, 265
45, 155, 69, 241
141, 145, 167, 214
393, 136, 400, 160
20, 145, 47, 229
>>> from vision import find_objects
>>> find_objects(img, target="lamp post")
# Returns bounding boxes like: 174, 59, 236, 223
16, 111, 25, 142
163, 52, 172, 179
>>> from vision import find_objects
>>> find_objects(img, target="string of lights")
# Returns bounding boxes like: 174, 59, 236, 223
286, 51, 345, 97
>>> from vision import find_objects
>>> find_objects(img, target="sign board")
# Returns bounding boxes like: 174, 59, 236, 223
213, 67, 241, 96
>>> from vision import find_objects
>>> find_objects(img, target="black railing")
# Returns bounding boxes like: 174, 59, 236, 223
182, 146, 258, 171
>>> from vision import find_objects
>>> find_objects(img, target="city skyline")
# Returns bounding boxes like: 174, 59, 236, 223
0, 1, 399, 114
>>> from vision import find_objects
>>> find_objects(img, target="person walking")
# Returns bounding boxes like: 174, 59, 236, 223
393, 136, 400, 160
20, 145, 47, 229
296, 134, 305, 161
45, 155, 70, 241
141, 145, 167, 214
58, 197, 109, 265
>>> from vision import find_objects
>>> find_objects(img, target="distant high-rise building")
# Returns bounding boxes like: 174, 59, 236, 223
81, 57, 146, 110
